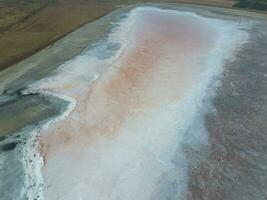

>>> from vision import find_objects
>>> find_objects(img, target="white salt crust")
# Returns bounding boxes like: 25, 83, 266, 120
22, 6, 249, 200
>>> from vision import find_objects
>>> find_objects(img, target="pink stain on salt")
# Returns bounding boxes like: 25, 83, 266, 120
34, 7, 245, 200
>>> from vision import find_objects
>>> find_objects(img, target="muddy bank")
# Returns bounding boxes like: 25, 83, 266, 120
0, 94, 69, 137
186, 21, 267, 200
0, 93, 69, 200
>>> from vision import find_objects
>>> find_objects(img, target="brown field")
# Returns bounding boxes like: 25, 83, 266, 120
0, 0, 237, 71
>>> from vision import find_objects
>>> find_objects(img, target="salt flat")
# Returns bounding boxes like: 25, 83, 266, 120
24, 6, 249, 200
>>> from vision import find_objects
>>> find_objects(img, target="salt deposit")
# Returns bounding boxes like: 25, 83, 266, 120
28, 6, 248, 200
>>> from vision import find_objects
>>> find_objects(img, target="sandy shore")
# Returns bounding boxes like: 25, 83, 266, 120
26, 6, 249, 200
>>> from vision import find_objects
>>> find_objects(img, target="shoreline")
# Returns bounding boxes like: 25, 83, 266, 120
0, 92, 70, 199
21, 92, 76, 200
0, 1, 266, 200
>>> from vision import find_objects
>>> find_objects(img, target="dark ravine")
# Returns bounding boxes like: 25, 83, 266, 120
186, 21, 267, 200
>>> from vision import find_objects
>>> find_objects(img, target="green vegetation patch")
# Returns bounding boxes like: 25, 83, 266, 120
233, 0, 267, 10
250, 2, 267, 10
233, 0, 252, 8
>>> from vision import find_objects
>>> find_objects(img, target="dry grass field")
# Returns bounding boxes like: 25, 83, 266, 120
0, 0, 237, 71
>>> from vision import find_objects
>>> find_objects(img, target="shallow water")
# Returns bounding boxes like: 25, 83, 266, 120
25, 6, 249, 200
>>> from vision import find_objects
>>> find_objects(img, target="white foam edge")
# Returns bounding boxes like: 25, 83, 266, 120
19, 89, 76, 200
